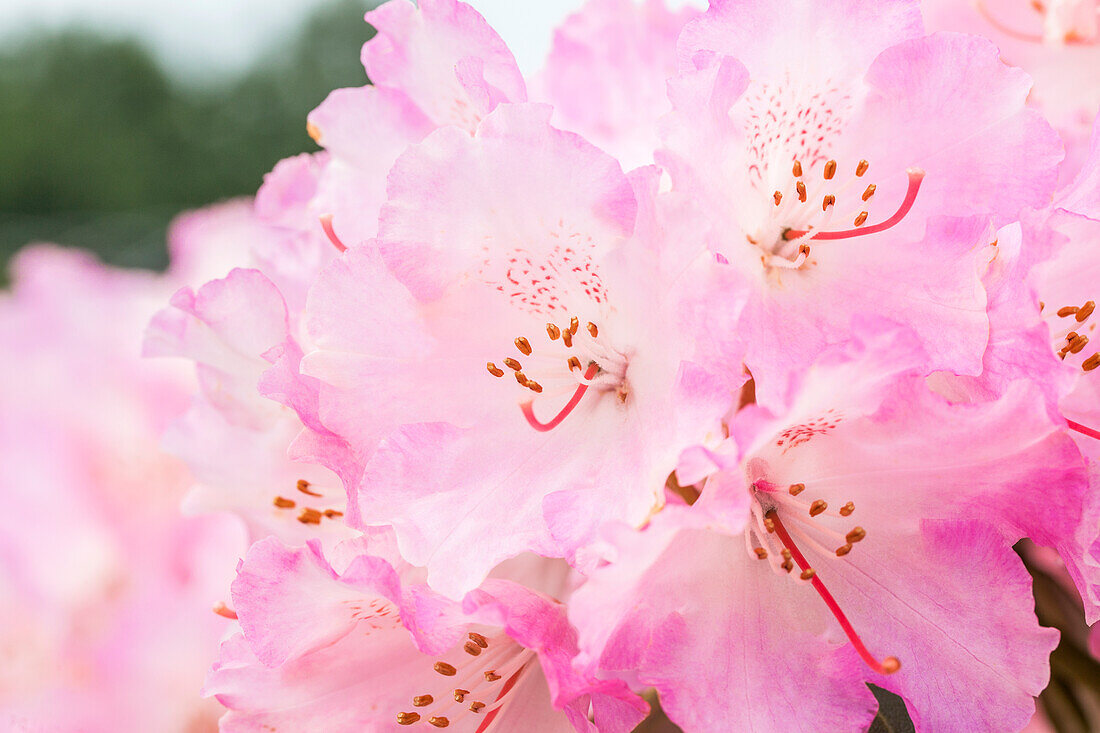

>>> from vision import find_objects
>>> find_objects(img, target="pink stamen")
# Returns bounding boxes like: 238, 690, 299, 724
785, 168, 925, 242
1068, 419, 1100, 441
520, 363, 600, 432
766, 510, 901, 676
319, 214, 347, 252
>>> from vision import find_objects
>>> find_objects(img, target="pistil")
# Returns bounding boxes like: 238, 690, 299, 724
765, 510, 900, 676
1068, 420, 1100, 440
784, 168, 925, 241
521, 363, 600, 431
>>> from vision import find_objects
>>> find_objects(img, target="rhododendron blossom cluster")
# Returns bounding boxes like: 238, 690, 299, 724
5, 0, 1100, 731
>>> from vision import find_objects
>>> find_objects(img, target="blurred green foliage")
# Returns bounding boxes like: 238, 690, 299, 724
0, 0, 376, 271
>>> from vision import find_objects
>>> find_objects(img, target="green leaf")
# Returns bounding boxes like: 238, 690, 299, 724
867, 684, 914, 733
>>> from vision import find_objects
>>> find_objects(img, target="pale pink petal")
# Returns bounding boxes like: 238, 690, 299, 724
167, 401, 352, 548
165, 199, 265, 286
145, 269, 289, 427
307, 85, 434, 246
571, 508, 877, 733
537, 0, 699, 169
1058, 113, 1100, 218
251, 152, 335, 314
230, 538, 407, 666
821, 521, 1057, 732
923, 0, 1100, 181
739, 217, 990, 409
377, 102, 636, 300
851, 32, 1064, 223
206, 628, 430, 732
362, 0, 526, 131
677, 0, 924, 81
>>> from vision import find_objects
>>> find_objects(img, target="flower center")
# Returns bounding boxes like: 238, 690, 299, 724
397, 631, 535, 730
486, 315, 630, 432
750, 158, 925, 271
976, 0, 1100, 45
746, 479, 900, 676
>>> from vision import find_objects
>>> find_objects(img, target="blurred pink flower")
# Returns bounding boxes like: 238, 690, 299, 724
0, 246, 246, 732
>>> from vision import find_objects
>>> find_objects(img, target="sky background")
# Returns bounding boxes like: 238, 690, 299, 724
0, 0, 705, 78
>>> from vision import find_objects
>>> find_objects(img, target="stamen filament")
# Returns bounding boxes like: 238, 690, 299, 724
785, 168, 925, 241
520, 363, 600, 432
766, 511, 901, 675
319, 214, 348, 252
1068, 420, 1100, 441
473, 664, 529, 733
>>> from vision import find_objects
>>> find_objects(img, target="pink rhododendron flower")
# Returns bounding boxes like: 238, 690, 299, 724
659, 0, 1063, 408
570, 327, 1086, 731
205, 537, 647, 732
303, 103, 739, 597
0, 246, 246, 731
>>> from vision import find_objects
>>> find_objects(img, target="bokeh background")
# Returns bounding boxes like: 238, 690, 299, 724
0, 0, 645, 273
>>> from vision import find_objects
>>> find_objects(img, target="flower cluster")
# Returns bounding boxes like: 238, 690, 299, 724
6, 0, 1099, 730
152, 0, 1100, 730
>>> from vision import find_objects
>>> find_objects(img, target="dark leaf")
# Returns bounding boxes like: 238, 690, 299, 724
867, 684, 914, 733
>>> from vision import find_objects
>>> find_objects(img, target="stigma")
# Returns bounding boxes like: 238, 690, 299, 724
396, 631, 534, 730
748, 158, 925, 271
747, 479, 900, 676
486, 314, 629, 432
